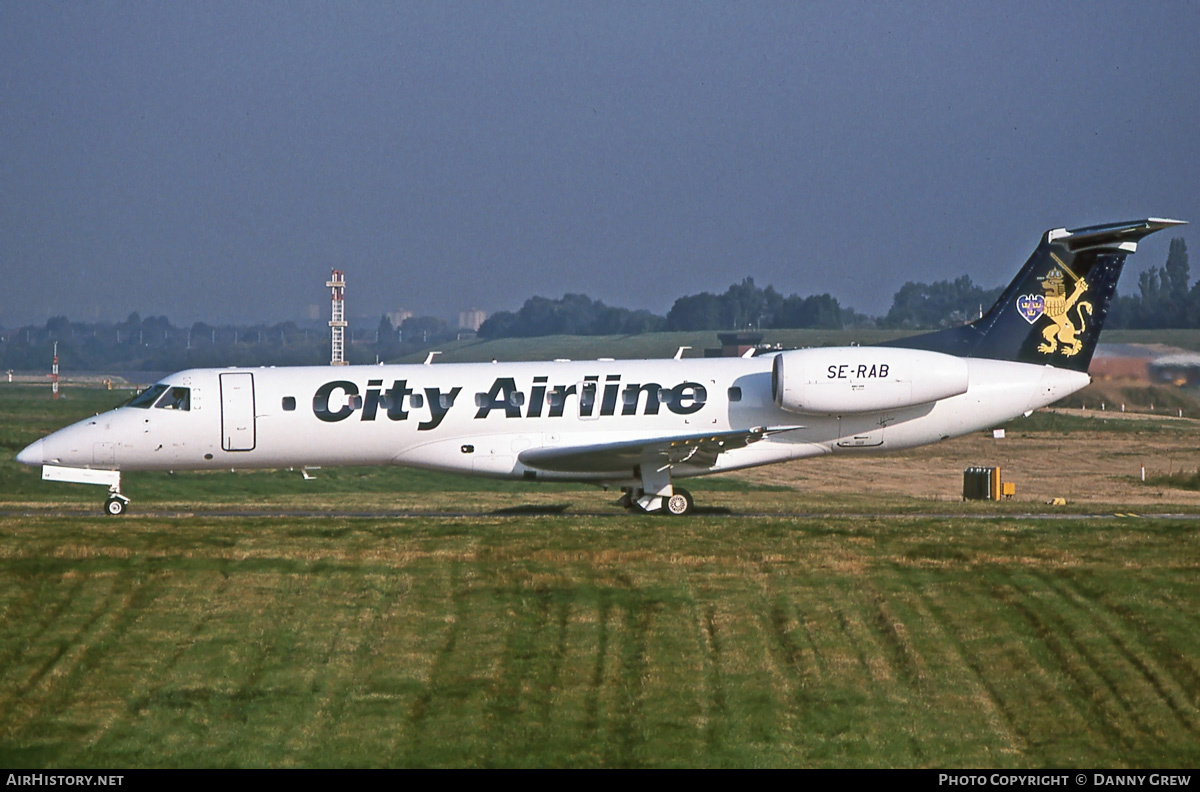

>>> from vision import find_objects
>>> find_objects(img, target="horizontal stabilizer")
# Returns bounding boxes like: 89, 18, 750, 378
1050, 218, 1186, 252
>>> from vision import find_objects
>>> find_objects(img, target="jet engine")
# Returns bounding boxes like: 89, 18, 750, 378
771, 347, 970, 415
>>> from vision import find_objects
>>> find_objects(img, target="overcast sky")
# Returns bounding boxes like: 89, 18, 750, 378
2, 1, 1197, 328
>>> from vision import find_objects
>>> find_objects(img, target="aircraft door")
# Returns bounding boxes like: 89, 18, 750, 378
220, 372, 256, 451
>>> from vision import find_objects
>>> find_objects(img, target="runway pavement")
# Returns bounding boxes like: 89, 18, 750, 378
3, 507, 1199, 520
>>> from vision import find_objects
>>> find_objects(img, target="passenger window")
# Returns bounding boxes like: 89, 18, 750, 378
153, 387, 190, 411
282, 397, 296, 411
728, 387, 742, 402
409, 393, 424, 409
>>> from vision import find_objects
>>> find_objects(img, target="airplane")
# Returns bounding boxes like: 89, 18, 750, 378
16, 217, 1185, 516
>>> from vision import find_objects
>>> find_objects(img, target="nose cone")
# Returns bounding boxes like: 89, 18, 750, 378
16, 438, 45, 467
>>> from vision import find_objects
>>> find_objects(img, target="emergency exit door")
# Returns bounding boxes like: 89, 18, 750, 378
220, 372, 256, 451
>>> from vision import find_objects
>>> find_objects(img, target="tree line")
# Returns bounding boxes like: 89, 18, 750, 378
478, 279, 868, 338
478, 274, 996, 337
1109, 239, 1196, 328
1, 314, 331, 372
2, 238, 1189, 370
477, 238, 1192, 336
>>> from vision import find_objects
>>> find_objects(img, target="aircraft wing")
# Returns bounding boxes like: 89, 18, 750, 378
517, 425, 803, 474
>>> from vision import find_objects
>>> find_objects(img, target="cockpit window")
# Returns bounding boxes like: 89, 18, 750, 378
154, 387, 190, 411
125, 384, 169, 409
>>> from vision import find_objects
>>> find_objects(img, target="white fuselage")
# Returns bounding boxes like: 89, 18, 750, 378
19, 352, 1088, 486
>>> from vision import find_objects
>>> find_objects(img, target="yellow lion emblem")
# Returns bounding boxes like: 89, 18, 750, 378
1037, 257, 1092, 357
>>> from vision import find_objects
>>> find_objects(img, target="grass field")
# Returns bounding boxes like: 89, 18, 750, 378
1, 513, 1197, 768
2, 384, 1199, 767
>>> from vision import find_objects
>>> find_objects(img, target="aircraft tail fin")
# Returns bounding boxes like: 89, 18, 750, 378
884, 218, 1186, 372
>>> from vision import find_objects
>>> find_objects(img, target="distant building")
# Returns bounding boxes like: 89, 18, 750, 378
459, 308, 487, 332
385, 310, 414, 329
705, 332, 765, 358
1089, 343, 1177, 382
1149, 353, 1200, 387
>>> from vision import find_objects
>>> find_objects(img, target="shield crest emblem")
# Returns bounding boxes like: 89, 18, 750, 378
1017, 294, 1045, 324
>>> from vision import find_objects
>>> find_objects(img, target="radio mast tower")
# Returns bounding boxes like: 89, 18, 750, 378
51, 341, 60, 400
326, 269, 348, 365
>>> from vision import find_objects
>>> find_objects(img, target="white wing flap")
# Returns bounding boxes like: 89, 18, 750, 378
517, 426, 801, 474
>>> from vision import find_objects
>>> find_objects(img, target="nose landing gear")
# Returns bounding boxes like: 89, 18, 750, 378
38, 465, 129, 517
104, 491, 130, 516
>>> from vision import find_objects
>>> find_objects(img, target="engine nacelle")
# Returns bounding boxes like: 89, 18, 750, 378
772, 347, 970, 415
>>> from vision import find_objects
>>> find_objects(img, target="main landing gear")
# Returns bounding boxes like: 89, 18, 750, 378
620, 486, 695, 516
620, 461, 696, 516
664, 488, 694, 516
